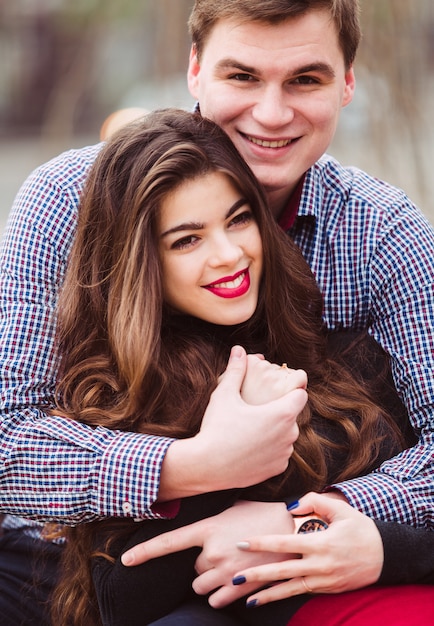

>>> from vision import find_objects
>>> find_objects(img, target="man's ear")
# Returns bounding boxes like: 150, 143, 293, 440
342, 66, 356, 108
187, 45, 200, 100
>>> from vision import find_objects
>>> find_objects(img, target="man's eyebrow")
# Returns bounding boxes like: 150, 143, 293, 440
160, 198, 247, 239
294, 62, 336, 79
215, 58, 335, 80
215, 58, 257, 74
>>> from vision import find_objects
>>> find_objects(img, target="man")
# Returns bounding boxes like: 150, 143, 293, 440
0, 1, 433, 624
119, 1, 434, 619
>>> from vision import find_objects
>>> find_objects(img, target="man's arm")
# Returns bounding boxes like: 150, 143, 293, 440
293, 165, 434, 528
0, 154, 304, 523
328, 197, 434, 528
0, 148, 171, 523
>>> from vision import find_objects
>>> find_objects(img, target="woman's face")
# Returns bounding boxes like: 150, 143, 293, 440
158, 171, 263, 325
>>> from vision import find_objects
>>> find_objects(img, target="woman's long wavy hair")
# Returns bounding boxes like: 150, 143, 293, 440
51, 109, 404, 625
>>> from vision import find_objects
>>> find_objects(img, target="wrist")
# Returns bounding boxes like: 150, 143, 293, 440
321, 488, 349, 503
158, 437, 208, 501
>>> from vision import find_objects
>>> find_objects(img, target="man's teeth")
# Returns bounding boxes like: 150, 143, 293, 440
247, 135, 291, 148
212, 272, 245, 289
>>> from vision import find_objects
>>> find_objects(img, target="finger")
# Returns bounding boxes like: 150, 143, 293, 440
295, 491, 349, 521
280, 369, 308, 394
236, 532, 325, 563
207, 580, 262, 609
237, 533, 304, 555
248, 353, 265, 360
216, 345, 247, 393
232, 555, 324, 590
269, 387, 308, 415
192, 568, 223, 596
234, 557, 315, 584
121, 522, 204, 566
287, 369, 308, 389
246, 577, 310, 607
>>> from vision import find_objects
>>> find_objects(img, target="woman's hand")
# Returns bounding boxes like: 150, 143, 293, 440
241, 355, 307, 405
121, 494, 384, 608
122, 500, 297, 606
232, 492, 384, 608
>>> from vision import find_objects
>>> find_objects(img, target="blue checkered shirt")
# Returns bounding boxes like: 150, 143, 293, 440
0, 146, 433, 535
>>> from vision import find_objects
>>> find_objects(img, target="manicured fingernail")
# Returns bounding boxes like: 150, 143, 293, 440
286, 499, 300, 511
232, 575, 247, 586
246, 599, 258, 608
236, 541, 250, 550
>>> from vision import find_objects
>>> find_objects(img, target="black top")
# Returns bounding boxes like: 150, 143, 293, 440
92, 332, 434, 626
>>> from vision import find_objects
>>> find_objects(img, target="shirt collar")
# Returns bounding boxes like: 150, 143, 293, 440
277, 173, 307, 231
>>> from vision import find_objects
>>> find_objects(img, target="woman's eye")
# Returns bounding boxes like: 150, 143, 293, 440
171, 235, 198, 250
230, 211, 254, 226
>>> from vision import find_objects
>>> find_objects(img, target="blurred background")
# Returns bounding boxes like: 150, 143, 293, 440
0, 0, 433, 235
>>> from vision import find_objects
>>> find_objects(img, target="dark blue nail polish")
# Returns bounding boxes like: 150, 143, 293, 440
232, 575, 247, 586
286, 499, 300, 511
246, 599, 258, 608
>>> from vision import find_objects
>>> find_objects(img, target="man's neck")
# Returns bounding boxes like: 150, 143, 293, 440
268, 188, 294, 220
270, 174, 306, 231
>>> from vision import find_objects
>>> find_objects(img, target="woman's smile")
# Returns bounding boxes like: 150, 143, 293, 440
159, 171, 263, 325
203, 268, 250, 298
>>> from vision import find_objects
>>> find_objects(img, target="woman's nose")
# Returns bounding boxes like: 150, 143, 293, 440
207, 235, 243, 267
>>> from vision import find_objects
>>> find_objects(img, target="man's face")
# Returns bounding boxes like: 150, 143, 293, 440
188, 9, 355, 214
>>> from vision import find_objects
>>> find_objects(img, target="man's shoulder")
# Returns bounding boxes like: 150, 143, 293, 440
33, 142, 104, 191
306, 155, 434, 248
5, 142, 104, 249
314, 154, 413, 210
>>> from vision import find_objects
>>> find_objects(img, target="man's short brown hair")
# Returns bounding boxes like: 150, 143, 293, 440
189, 0, 361, 69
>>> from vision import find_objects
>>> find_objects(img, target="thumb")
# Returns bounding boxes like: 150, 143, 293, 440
216, 345, 247, 393
295, 491, 348, 524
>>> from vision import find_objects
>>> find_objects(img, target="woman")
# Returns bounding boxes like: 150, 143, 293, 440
50, 109, 413, 626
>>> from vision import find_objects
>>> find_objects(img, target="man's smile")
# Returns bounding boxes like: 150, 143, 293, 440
245, 134, 294, 149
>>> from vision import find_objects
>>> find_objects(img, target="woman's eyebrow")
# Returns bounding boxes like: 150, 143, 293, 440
160, 198, 247, 239
225, 198, 248, 219
160, 220, 205, 239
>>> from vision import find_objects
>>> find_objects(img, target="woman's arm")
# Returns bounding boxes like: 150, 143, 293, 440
377, 519, 434, 585
120, 493, 433, 611
93, 492, 239, 626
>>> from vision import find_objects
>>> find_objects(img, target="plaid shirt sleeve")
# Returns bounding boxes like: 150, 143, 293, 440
0, 146, 174, 524
331, 193, 434, 528
292, 157, 434, 529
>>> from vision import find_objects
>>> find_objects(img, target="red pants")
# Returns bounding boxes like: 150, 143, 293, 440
288, 586, 434, 626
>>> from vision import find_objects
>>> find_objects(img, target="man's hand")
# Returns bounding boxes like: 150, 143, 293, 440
159, 346, 307, 500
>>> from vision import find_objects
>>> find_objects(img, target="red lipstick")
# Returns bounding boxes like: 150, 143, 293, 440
203, 268, 250, 299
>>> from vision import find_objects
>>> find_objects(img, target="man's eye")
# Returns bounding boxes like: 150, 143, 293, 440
293, 75, 319, 85
230, 73, 254, 82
